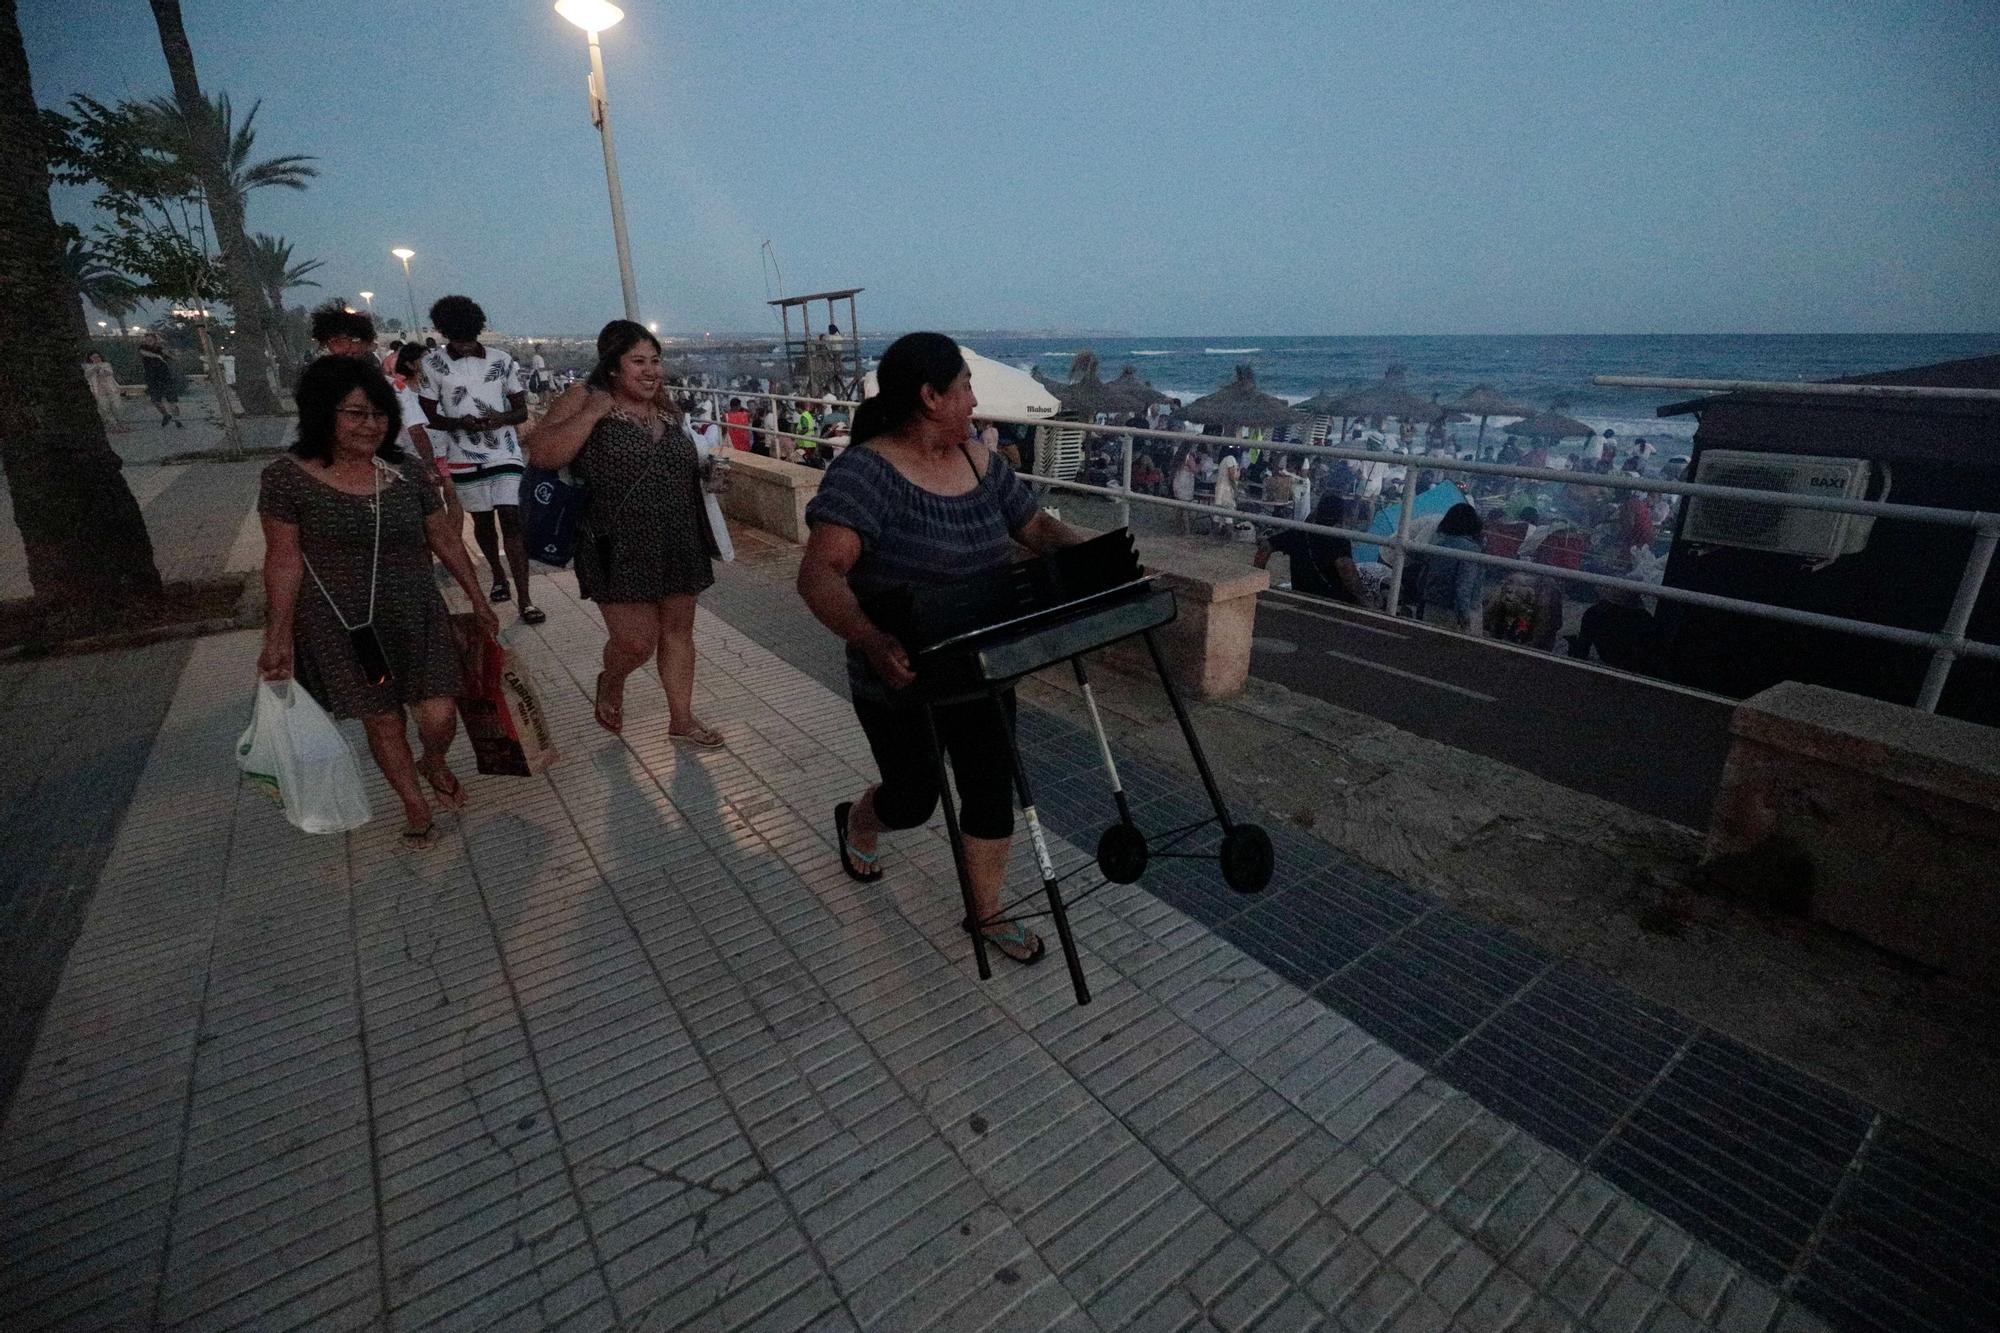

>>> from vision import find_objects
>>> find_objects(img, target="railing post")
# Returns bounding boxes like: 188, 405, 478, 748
1119, 432, 1133, 531
1916, 528, 1998, 712
1385, 476, 1417, 615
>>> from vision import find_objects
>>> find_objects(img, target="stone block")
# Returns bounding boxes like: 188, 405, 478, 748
1704, 681, 2000, 986
717, 452, 822, 544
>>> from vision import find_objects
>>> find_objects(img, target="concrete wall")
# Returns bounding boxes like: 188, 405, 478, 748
1705, 681, 2000, 987
717, 452, 821, 544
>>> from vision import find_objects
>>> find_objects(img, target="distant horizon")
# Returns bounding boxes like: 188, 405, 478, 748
482, 328, 2000, 344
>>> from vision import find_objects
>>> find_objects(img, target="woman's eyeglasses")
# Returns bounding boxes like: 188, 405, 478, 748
335, 407, 391, 424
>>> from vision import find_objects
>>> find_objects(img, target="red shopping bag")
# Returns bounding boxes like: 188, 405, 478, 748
451, 615, 560, 776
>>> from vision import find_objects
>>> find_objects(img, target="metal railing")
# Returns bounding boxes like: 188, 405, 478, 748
671, 383, 2000, 712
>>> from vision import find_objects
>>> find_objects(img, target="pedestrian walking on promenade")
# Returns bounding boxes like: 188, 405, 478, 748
258, 356, 498, 849
530, 320, 726, 748
136, 332, 183, 428
418, 295, 542, 624
795, 331, 1086, 966
82, 352, 129, 433
391, 343, 462, 526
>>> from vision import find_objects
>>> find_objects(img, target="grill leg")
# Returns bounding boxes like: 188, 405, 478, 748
996, 691, 1090, 1005
922, 703, 990, 981
1070, 656, 1134, 827
1141, 628, 1236, 830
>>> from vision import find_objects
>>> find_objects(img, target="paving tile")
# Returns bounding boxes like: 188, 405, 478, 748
1444, 966, 1692, 1161
1599, 1033, 1870, 1284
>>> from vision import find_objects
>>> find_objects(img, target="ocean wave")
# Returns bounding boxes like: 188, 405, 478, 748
1129, 349, 1175, 356
1203, 347, 1261, 354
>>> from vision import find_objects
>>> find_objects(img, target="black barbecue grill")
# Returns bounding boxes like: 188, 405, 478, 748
869, 529, 1273, 1005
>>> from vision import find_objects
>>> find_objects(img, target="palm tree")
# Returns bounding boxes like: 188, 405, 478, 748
140, 93, 318, 202
144, 0, 294, 414
0, 0, 163, 604
62, 234, 142, 343
248, 232, 321, 379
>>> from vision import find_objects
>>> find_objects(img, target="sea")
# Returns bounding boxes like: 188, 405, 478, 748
921, 333, 2000, 449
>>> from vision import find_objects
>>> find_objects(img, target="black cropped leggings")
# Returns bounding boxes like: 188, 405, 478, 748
852, 691, 1018, 840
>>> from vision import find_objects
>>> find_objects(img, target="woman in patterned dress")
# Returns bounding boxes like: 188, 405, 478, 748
531, 321, 724, 747
259, 357, 498, 848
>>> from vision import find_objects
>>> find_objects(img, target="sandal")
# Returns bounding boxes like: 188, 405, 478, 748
834, 802, 883, 883
668, 721, 725, 749
593, 671, 623, 734
490, 582, 512, 604
400, 819, 442, 850
981, 921, 1046, 966
519, 604, 547, 626
422, 762, 467, 813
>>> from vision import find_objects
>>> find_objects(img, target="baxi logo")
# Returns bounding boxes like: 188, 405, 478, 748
534, 480, 556, 504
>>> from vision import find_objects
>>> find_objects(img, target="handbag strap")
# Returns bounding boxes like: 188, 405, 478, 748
301, 460, 385, 631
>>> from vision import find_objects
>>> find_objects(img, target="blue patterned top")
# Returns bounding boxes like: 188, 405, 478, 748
806, 443, 1038, 699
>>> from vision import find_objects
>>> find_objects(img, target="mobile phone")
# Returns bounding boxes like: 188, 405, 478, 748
350, 625, 393, 686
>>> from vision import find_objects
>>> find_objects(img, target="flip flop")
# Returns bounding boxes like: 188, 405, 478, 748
422, 763, 467, 813
490, 582, 512, 604
519, 605, 547, 626
400, 820, 441, 851
593, 672, 623, 734
834, 802, 883, 883
668, 721, 725, 749
981, 921, 1046, 966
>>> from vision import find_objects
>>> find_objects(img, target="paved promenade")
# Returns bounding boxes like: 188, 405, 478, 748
2, 520, 1994, 1330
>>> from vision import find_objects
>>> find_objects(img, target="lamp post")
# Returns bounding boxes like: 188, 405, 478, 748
358, 291, 375, 315
391, 249, 419, 334
555, 0, 640, 322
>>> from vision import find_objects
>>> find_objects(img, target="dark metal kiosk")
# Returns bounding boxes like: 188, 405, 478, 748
869, 530, 1274, 1005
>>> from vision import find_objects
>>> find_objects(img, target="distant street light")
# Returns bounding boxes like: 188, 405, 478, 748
391, 249, 420, 333
358, 291, 375, 314
555, 0, 641, 322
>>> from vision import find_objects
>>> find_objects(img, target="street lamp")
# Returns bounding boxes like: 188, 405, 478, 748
391, 249, 420, 334
555, 0, 641, 322
358, 291, 375, 314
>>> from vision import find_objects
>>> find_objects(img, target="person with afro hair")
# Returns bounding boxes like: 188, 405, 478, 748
308, 301, 377, 359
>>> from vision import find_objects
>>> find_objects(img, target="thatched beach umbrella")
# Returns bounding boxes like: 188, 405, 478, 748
1037, 350, 1124, 419
1452, 384, 1536, 449
1292, 383, 1360, 416
1177, 364, 1300, 433
1105, 366, 1170, 416
1504, 406, 1595, 443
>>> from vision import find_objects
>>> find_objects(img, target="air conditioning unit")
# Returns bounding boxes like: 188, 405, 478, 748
1682, 450, 1873, 560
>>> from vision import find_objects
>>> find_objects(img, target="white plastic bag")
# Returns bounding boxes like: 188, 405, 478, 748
235, 681, 372, 834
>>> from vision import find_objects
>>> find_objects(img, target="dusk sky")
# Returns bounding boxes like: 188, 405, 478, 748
24, 0, 2000, 337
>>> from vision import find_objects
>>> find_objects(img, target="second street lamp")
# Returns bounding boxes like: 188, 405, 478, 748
556, 0, 641, 322
391, 249, 420, 334
358, 291, 375, 314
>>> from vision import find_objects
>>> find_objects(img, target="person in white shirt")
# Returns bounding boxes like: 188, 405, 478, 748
391, 343, 460, 523
418, 295, 539, 623
82, 352, 129, 432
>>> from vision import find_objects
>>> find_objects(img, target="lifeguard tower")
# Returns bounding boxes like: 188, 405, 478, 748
770, 288, 865, 400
